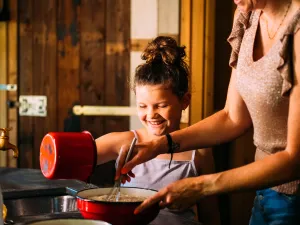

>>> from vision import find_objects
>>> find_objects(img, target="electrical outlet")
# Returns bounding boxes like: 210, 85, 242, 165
19, 95, 47, 117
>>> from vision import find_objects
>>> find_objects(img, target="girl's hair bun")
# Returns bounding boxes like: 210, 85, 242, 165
141, 36, 186, 65
134, 36, 189, 99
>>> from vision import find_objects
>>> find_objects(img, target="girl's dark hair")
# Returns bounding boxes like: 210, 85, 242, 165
134, 36, 189, 99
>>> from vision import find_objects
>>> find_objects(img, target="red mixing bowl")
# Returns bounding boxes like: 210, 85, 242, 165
76, 187, 160, 225
40, 131, 97, 181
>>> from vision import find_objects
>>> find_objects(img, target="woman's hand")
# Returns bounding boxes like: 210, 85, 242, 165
115, 136, 168, 180
134, 176, 212, 214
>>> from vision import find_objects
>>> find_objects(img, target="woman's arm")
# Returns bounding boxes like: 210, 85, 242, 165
169, 69, 252, 152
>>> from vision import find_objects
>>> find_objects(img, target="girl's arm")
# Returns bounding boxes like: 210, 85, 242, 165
95, 131, 134, 165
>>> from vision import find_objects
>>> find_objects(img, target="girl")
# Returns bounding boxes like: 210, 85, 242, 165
95, 36, 220, 225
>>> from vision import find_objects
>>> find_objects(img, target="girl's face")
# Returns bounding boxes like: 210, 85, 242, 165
135, 84, 190, 137
234, 0, 265, 12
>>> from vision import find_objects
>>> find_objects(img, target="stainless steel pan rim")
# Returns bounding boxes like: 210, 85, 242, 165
27, 218, 112, 225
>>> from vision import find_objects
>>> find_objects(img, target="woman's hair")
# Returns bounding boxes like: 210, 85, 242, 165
133, 36, 189, 99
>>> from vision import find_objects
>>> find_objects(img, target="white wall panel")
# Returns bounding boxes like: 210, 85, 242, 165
158, 0, 179, 35
131, 0, 158, 39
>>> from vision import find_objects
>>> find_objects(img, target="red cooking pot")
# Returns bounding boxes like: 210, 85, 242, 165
76, 187, 160, 225
40, 131, 97, 182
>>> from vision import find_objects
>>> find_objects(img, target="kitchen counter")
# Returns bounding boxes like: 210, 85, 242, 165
0, 167, 96, 199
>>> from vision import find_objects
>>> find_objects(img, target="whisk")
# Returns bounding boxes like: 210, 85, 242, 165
106, 137, 137, 202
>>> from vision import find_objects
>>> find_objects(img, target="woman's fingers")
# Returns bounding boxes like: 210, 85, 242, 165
134, 178, 201, 214
134, 190, 166, 214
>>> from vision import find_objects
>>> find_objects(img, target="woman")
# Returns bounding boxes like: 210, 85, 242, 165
95, 36, 220, 225
116, 0, 300, 224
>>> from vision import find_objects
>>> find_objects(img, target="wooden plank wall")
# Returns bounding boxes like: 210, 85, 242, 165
57, 0, 79, 133
19, 0, 34, 168
91, 0, 131, 186
17, 0, 130, 187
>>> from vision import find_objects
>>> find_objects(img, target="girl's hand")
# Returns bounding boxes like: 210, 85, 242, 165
119, 170, 135, 184
114, 145, 136, 183
134, 176, 210, 214
115, 137, 168, 179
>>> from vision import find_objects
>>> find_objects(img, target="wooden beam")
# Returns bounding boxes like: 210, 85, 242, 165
0, 21, 7, 167
203, 0, 215, 118
7, 0, 18, 168
186, 0, 215, 124
190, 0, 205, 124
180, 0, 191, 60
180, 0, 192, 126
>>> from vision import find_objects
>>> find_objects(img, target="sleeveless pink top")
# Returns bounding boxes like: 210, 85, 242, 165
227, 9, 300, 194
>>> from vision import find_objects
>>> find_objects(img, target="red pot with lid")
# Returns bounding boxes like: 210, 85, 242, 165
40, 131, 97, 182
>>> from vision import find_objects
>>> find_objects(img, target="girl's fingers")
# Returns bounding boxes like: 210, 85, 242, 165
122, 153, 143, 174
125, 175, 131, 182
115, 146, 128, 180
121, 176, 127, 184
128, 171, 135, 178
